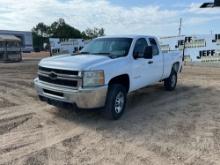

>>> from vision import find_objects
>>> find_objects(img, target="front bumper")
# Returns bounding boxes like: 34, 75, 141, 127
34, 78, 108, 109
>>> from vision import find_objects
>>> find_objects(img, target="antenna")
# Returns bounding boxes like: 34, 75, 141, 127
178, 18, 182, 36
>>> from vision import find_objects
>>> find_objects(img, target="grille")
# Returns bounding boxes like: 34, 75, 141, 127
38, 66, 81, 88
39, 66, 79, 76
39, 75, 78, 87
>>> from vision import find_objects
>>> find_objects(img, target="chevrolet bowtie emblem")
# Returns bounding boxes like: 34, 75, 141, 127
49, 72, 57, 80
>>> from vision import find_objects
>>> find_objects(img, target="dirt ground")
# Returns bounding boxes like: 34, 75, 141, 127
0, 53, 220, 165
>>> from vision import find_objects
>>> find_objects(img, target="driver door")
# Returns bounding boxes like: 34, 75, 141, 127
131, 38, 157, 91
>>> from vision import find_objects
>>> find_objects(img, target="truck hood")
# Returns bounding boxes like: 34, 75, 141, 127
39, 54, 111, 70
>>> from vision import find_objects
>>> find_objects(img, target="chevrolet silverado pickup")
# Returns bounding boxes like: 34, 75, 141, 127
34, 35, 183, 120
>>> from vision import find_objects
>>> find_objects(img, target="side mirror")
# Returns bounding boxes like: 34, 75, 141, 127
144, 46, 153, 59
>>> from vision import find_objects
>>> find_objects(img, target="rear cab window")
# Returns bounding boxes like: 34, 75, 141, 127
149, 38, 159, 56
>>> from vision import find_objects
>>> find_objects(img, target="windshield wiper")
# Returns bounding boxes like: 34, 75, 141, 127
80, 51, 90, 54
78, 52, 124, 59
93, 52, 110, 55
93, 52, 126, 59
109, 54, 126, 59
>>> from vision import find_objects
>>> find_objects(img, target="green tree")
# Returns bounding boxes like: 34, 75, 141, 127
32, 22, 50, 37
51, 18, 82, 39
82, 27, 105, 39
32, 22, 50, 50
32, 18, 105, 51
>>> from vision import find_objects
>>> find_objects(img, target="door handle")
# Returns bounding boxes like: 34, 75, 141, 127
148, 61, 154, 64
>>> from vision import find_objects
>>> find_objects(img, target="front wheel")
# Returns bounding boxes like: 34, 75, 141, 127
164, 70, 177, 91
103, 84, 127, 120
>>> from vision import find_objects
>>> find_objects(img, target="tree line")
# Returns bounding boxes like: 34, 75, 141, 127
32, 18, 105, 50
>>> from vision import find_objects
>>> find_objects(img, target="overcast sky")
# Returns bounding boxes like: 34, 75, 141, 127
0, 0, 220, 37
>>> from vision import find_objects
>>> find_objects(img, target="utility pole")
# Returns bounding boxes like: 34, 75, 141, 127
178, 18, 182, 36
178, 18, 185, 62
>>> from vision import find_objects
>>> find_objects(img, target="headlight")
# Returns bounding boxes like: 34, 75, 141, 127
83, 70, 105, 88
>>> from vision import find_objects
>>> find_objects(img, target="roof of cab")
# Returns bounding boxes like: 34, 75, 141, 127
97, 35, 157, 40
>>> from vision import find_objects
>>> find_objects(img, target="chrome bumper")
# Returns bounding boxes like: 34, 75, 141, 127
34, 78, 108, 109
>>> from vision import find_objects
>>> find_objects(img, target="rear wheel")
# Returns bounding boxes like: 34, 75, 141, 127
103, 84, 127, 120
164, 69, 177, 91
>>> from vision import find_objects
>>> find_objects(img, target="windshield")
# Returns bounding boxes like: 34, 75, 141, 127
80, 38, 133, 58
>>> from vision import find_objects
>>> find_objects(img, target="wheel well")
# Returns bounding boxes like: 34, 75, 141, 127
172, 62, 180, 73
109, 74, 130, 92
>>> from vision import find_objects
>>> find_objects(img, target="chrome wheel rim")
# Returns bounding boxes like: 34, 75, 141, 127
114, 92, 125, 114
171, 74, 176, 87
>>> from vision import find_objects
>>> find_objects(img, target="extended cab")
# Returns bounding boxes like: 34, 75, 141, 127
34, 35, 183, 120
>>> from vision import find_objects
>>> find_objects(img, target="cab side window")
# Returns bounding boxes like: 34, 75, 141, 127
133, 38, 148, 59
149, 38, 159, 56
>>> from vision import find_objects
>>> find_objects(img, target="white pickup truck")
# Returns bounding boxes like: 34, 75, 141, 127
34, 35, 183, 120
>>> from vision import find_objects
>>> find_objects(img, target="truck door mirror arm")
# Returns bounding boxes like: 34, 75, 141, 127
133, 52, 140, 59
144, 46, 153, 59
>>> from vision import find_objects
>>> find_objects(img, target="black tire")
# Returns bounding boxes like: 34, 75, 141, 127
103, 84, 127, 120
164, 69, 177, 91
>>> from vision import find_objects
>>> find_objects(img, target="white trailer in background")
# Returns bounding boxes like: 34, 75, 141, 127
160, 34, 220, 62
60, 39, 85, 54
49, 38, 61, 55
49, 38, 88, 56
